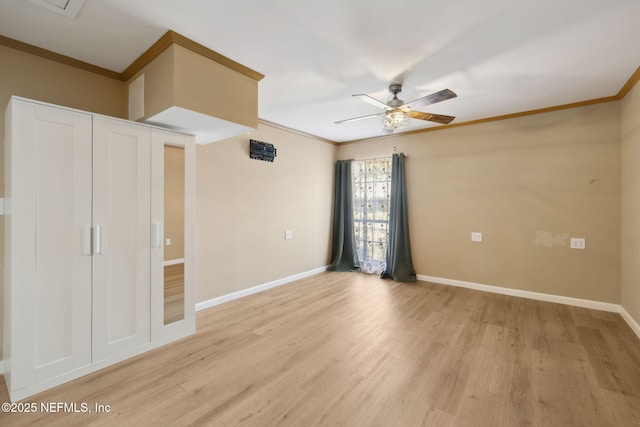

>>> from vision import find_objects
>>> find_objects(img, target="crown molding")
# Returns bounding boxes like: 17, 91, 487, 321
1, 30, 264, 83
120, 31, 175, 82
1, 32, 638, 145
616, 65, 640, 99
0, 34, 121, 80
121, 30, 264, 82
340, 95, 619, 145
340, 66, 640, 145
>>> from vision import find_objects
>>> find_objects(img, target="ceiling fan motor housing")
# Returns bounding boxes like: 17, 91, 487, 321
389, 83, 402, 95
387, 84, 405, 108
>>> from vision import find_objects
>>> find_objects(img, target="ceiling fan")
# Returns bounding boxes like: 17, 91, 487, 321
335, 83, 457, 134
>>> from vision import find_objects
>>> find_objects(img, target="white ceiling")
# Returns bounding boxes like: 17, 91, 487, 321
1, 0, 639, 142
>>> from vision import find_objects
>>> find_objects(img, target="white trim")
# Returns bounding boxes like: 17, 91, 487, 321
619, 306, 640, 339
164, 258, 184, 266
417, 274, 640, 340
0, 197, 4, 215
0, 360, 5, 375
195, 269, 640, 340
196, 266, 328, 312
9, 96, 193, 136
417, 274, 620, 312
3, 334, 192, 401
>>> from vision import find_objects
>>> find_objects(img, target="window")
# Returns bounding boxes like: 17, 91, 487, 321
352, 158, 391, 274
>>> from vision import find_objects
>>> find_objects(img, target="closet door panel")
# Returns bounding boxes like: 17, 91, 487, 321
92, 117, 151, 362
150, 129, 195, 344
8, 100, 92, 390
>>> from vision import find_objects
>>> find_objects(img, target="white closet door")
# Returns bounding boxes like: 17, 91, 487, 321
7, 100, 92, 390
92, 117, 151, 362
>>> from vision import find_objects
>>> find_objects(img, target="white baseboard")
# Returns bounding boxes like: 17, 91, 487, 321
195, 270, 640, 341
619, 306, 640, 339
2, 331, 191, 401
417, 274, 620, 312
196, 266, 328, 312
164, 258, 185, 266
417, 274, 640, 340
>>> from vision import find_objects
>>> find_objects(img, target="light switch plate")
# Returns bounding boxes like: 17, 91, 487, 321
570, 238, 586, 249
471, 232, 482, 242
285, 230, 292, 240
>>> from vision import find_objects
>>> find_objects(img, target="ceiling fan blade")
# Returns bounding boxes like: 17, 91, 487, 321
408, 111, 456, 124
353, 94, 389, 110
335, 112, 384, 124
403, 89, 457, 110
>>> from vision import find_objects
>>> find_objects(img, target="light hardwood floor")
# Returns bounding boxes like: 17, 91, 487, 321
1, 272, 639, 426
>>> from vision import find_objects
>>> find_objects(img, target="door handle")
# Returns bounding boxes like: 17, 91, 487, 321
152, 222, 162, 248
93, 225, 102, 254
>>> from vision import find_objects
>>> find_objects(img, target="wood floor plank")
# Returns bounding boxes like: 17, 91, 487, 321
531, 339, 616, 426
1, 272, 639, 426
577, 325, 640, 397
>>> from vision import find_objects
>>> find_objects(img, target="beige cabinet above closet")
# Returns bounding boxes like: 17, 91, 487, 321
3, 97, 195, 402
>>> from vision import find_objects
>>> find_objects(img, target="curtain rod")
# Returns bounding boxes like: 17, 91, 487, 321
354, 146, 407, 161
352, 154, 407, 162
340, 149, 408, 162
352, 156, 390, 161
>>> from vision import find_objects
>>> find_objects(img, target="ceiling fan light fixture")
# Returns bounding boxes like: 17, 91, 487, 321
336, 85, 456, 131
382, 110, 409, 130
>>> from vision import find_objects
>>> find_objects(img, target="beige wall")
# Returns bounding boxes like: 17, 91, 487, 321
195, 123, 335, 302
338, 103, 621, 303
127, 44, 259, 129
621, 81, 640, 326
174, 45, 258, 128
0, 46, 126, 119
0, 44, 127, 360
164, 145, 185, 261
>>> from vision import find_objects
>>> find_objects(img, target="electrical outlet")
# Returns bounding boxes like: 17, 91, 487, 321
165, 238, 171, 246
570, 238, 585, 249
471, 232, 482, 242
285, 230, 292, 240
